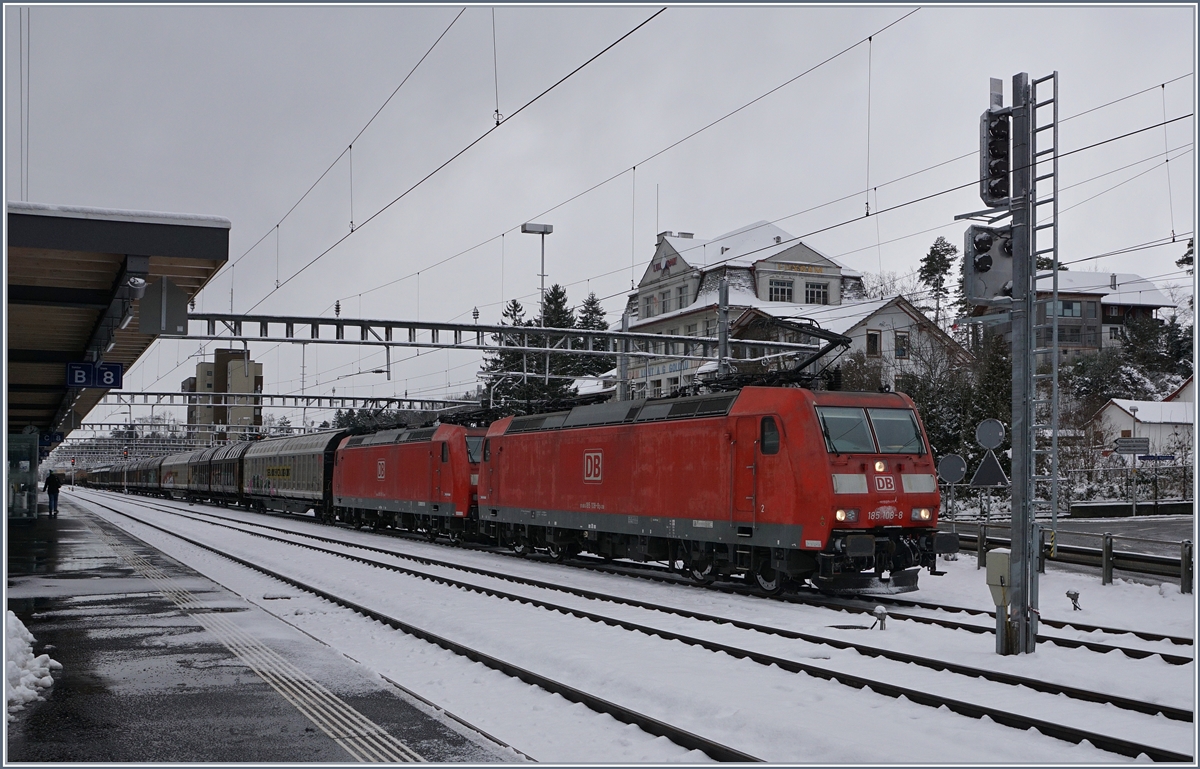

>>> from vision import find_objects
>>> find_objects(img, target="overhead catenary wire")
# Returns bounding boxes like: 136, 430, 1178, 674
247, 7, 669, 314
127, 111, 1194, 401
1160, 85, 1177, 241
315, 8, 921, 314
220, 8, 467, 277
126, 73, 1195, 396
491, 7, 502, 125
329, 80, 1193, 316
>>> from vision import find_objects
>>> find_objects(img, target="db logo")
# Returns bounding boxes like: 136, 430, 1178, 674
377, 459, 386, 480
875, 475, 895, 493
583, 450, 603, 483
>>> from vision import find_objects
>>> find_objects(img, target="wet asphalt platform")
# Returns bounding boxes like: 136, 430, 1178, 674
6, 495, 509, 763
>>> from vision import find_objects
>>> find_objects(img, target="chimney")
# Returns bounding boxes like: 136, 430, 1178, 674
1110, 273, 1118, 290
677, 232, 694, 239
656, 231, 674, 245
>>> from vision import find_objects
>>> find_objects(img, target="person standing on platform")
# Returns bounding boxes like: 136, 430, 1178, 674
43, 472, 62, 517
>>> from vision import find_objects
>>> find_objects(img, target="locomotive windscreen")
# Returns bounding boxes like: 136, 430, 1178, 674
816, 406, 927, 455
816, 407, 875, 454
867, 408, 926, 454
465, 436, 484, 463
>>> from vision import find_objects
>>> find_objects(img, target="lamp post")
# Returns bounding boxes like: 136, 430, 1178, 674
521, 223, 553, 324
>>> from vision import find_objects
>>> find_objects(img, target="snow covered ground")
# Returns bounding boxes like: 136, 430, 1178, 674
5, 611, 62, 722
70, 490, 1196, 763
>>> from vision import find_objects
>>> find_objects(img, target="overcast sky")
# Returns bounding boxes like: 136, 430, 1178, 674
5, 4, 1196, 425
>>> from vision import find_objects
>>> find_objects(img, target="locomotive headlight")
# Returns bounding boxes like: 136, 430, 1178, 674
912, 508, 932, 521
835, 508, 859, 523
874, 460, 887, 472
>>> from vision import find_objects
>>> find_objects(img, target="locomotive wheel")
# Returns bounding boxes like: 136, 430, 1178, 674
689, 560, 715, 585
511, 535, 529, 557
754, 565, 783, 595
546, 541, 566, 563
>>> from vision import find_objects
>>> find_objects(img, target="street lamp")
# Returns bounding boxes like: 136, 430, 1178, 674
521, 223, 553, 324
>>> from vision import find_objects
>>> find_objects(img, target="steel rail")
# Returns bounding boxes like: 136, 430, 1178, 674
75, 488, 1194, 664
75, 490, 1194, 725
78, 495, 1194, 763
74, 495, 762, 763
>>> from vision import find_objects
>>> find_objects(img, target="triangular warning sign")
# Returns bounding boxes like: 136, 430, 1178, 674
969, 449, 1010, 488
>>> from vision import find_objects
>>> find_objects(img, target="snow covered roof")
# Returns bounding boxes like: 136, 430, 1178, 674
1165, 375, 1194, 402
1106, 398, 1195, 425
8, 200, 232, 228
574, 369, 618, 396
1035, 271, 1171, 308
661, 220, 859, 276
737, 297, 895, 336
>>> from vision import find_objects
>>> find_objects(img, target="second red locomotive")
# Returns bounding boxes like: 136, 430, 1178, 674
474, 386, 956, 593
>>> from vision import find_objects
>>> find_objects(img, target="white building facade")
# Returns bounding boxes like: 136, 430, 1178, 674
622, 220, 969, 396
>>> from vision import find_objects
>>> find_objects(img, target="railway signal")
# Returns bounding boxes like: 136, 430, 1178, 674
963, 224, 1013, 305
979, 108, 1011, 206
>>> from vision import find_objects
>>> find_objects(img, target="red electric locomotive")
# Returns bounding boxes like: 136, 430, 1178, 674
476, 386, 957, 593
332, 424, 486, 536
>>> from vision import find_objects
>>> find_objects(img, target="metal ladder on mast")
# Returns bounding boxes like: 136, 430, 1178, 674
1028, 72, 1062, 557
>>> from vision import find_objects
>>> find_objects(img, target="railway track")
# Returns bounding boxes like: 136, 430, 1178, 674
80, 489, 1193, 665
74, 491, 1195, 762
92, 489, 1193, 658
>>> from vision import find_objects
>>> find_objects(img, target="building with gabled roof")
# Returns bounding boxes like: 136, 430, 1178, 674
619, 220, 968, 397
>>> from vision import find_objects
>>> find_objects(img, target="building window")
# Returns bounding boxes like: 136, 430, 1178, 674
643, 296, 654, 319
769, 279, 794, 303
685, 323, 698, 336
805, 282, 829, 305
660, 290, 672, 313
1061, 326, 1082, 344
1058, 300, 1081, 317
667, 376, 680, 394
1106, 304, 1121, 317
677, 285, 688, 310
1120, 429, 1132, 438
1109, 326, 1121, 340
866, 331, 881, 357
1086, 301, 1097, 319
705, 319, 717, 338
666, 329, 678, 355
651, 379, 663, 398
894, 331, 910, 359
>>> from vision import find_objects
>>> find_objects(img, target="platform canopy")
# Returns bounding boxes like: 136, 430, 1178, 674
7, 201, 230, 441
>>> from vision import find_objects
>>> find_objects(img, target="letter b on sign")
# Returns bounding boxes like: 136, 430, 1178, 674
583, 450, 603, 483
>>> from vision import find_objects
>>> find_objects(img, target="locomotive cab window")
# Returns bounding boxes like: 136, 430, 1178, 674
815, 407, 876, 454
867, 409, 926, 454
465, 436, 484, 464
760, 417, 780, 455
441, 442, 449, 462
483, 439, 491, 461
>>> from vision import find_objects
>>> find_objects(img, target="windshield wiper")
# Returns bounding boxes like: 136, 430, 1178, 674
821, 419, 840, 457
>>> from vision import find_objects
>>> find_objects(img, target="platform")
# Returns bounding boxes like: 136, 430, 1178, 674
5, 496, 509, 762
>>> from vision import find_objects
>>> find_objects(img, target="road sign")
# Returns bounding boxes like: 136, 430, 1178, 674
970, 449, 1010, 488
975, 419, 1005, 450
1137, 454, 1175, 462
1114, 437, 1150, 454
938, 454, 967, 484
